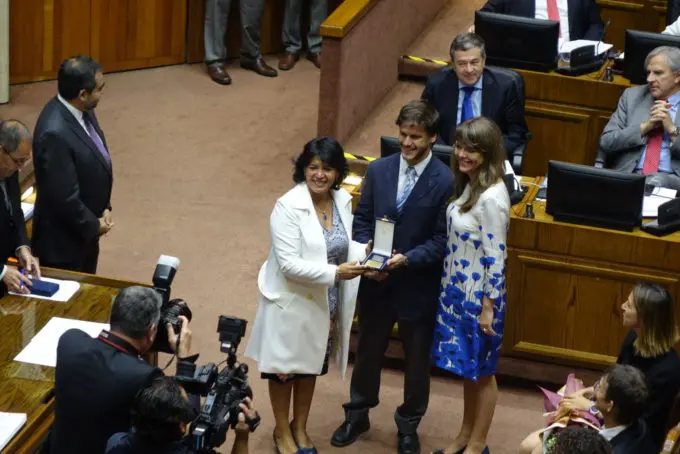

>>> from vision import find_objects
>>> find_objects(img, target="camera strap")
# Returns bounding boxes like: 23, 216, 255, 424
97, 330, 142, 357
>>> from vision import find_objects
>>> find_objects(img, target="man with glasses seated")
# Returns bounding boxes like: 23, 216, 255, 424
0, 119, 41, 296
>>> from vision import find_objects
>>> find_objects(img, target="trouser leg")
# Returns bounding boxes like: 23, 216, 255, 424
282, 0, 303, 54
204, 0, 232, 65
343, 304, 396, 420
393, 316, 436, 435
239, 0, 264, 59
307, 0, 328, 55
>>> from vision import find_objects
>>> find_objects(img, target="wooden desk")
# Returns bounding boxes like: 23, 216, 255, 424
597, 0, 668, 51
399, 57, 632, 176
505, 178, 680, 370
0, 270, 149, 453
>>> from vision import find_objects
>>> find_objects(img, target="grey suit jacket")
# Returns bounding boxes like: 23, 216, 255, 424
600, 85, 680, 174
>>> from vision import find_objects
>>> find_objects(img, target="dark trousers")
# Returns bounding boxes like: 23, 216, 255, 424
40, 242, 99, 274
344, 301, 435, 435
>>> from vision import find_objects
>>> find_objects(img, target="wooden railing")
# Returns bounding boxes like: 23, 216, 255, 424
320, 0, 381, 38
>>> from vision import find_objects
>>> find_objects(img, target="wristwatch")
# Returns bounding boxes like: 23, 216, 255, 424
589, 405, 600, 416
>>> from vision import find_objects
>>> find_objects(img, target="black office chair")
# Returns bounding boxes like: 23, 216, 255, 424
487, 65, 532, 174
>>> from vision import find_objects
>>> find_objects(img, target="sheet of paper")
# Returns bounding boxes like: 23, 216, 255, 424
559, 40, 613, 55
20, 202, 34, 221
342, 174, 362, 186
8, 277, 80, 302
643, 187, 677, 217
14, 317, 109, 367
0, 412, 27, 451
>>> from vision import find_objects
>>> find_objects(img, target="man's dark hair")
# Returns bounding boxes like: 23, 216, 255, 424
450, 32, 487, 59
109, 286, 162, 339
57, 56, 102, 100
0, 120, 31, 154
293, 136, 348, 189
395, 99, 440, 137
603, 364, 648, 425
551, 427, 612, 454
131, 376, 194, 446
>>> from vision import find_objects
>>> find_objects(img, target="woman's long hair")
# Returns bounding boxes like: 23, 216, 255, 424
633, 283, 679, 358
451, 117, 506, 213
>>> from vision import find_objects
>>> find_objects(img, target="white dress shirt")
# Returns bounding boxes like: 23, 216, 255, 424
57, 94, 91, 137
599, 424, 628, 441
663, 17, 680, 36
397, 151, 433, 196
535, 0, 571, 43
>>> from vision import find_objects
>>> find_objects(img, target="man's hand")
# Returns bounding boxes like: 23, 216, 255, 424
167, 315, 192, 358
2, 266, 32, 293
17, 247, 41, 279
363, 270, 389, 281
234, 397, 258, 434
650, 100, 676, 135
99, 209, 114, 236
640, 120, 660, 136
559, 394, 593, 413
385, 253, 407, 270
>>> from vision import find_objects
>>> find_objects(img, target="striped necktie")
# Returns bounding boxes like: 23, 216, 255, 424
397, 166, 417, 214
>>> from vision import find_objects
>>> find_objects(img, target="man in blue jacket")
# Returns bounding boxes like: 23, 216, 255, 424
331, 100, 454, 454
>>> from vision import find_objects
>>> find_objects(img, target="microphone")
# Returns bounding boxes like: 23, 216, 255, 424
595, 18, 612, 58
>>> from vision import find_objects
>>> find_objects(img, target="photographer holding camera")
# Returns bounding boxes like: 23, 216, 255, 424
49, 286, 196, 454
106, 376, 257, 454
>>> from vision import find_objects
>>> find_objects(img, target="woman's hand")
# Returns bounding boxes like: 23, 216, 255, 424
336, 261, 366, 280
567, 386, 594, 400
559, 395, 593, 413
479, 297, 497, 336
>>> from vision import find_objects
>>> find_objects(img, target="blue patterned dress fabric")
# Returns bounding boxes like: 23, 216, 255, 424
432, 181, 510, 381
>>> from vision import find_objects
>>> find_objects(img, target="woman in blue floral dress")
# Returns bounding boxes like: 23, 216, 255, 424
432, 117, 510, 454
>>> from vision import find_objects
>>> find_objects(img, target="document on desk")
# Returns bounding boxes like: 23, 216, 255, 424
642, 187, 677, 217
14, 317, 109, 367
8, 277, 80, 302
559, 40, 613, 55
0, 412, 27, 451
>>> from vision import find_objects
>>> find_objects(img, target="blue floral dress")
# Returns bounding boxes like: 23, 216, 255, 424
432, 181, 510, 381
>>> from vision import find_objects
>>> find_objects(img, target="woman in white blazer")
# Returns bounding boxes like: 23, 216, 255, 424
245, 137, 366, 454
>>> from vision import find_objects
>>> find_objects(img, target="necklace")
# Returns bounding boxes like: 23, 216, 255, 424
314, 200, 332, 222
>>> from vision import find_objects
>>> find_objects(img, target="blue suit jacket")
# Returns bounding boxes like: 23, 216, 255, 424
353, 153, 454, 321
421, 67, 528, 155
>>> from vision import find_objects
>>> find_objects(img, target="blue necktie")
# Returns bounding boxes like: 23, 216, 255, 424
460, 86, 476, 124
396, 166, 417, 214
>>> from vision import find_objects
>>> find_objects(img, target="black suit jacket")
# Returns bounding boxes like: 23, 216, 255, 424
50, 329, 161, 454
609, 420, 657, 454
480, 0, 604, 41
0, 171, 29, 260
421, 66, 528, 154
353, 153, 454, 320
31, 97, 113, 268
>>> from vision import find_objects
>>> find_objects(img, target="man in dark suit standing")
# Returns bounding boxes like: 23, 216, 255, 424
476, 0, 604, 42
330, 100, 454, 454
32, 56, 114, 274
422, 33, 528, 156
50, 286, 195, 454
0, 120, 40, 295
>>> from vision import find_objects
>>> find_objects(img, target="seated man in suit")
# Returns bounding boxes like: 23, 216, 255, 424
473, 0, 604, 42
421, 33, 528, 155
600, 46, 680, 190
50, 286, 195, 454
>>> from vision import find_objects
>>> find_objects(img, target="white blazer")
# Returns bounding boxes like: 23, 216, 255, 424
244, 183, 365, 379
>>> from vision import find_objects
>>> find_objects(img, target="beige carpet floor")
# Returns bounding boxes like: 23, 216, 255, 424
0, 1, 548, 452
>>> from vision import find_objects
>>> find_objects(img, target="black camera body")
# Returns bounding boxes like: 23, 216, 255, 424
150, 256, 193, 353
176, 315, 259, 453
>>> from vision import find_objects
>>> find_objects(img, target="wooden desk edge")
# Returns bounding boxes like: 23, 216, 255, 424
4, 400, 54, 454
320, 0, 381, 39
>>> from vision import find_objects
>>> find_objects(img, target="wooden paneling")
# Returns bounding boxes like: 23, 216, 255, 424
597, 0, 667, 50
9, 0, 91, 84
504, 185, 680, 369
90, 0, 186, 72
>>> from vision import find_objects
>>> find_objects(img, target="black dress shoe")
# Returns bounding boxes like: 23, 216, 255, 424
240, 57, 278, 77
398, 432, 421, 454
330, 419, 370, 447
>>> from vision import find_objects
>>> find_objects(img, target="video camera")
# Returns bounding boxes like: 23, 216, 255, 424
150, 255, 193, 353
176, 315, 260, 453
